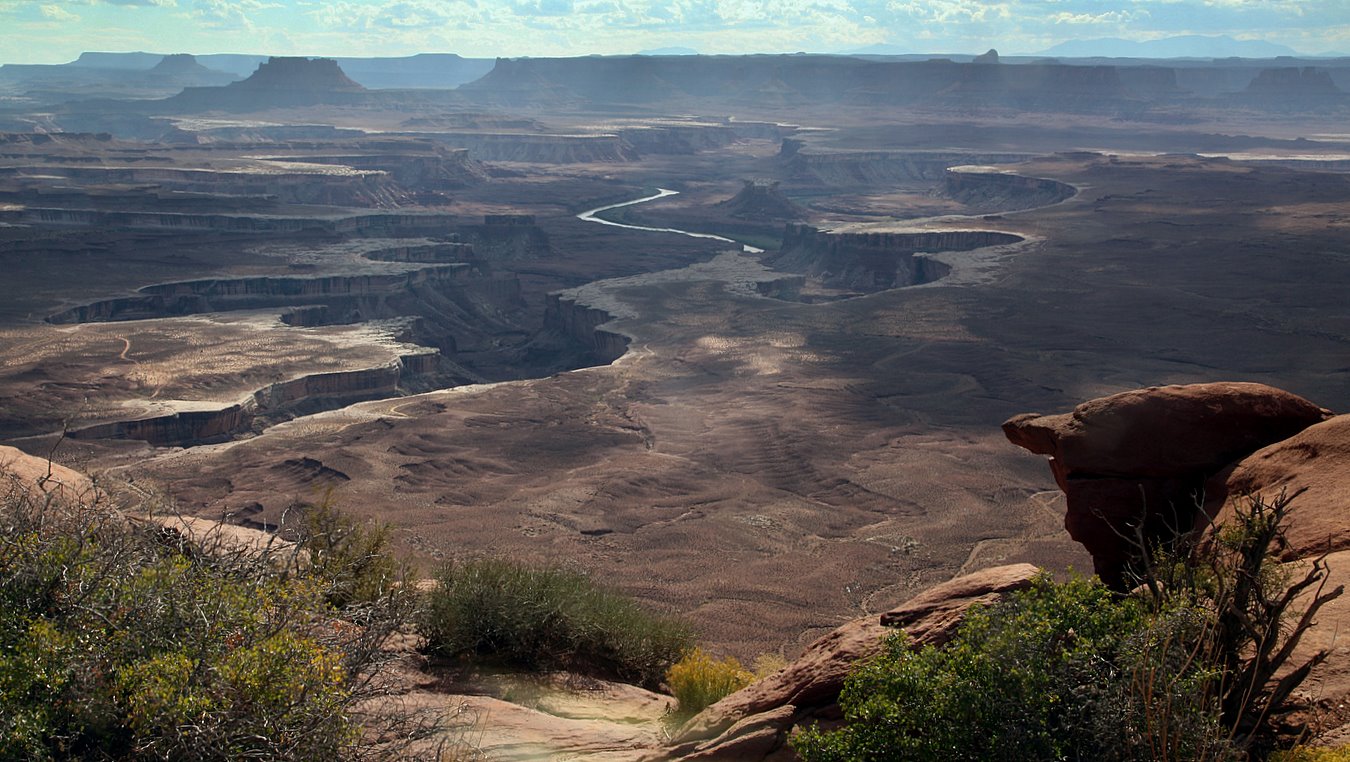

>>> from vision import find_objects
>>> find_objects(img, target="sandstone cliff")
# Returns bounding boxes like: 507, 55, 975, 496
771, 224, 1020, 292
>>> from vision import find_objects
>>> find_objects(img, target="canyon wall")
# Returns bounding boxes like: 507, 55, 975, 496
47, 264, 479, 324
69, 353, 445, 447
2, 207, 458, 234
771, 224, 1021, 292
543, 293, 630, 364
417, 132, 637, 163
779, 144, 1033, 187
944, 167, 1077, 211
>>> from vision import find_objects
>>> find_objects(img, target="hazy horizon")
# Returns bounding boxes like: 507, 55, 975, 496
0, 0, 1346, 66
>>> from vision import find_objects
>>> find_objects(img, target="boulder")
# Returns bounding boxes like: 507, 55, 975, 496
649, 563, 1040, 761
1207, 415, 1350, 561
1003, 383, 1330, 586
0, 445, 94, 503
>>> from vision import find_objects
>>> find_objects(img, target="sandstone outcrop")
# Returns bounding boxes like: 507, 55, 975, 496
1207, 414, 1350, 561
1003, 382, 1333, 586
649, 564, 1040, 761
0, 444, 94, 502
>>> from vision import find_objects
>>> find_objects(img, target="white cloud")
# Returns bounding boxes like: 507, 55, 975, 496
40, 4, 80, 20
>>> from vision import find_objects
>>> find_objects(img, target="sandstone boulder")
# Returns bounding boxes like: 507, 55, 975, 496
650, 563, 1040, 761
0, 444, 94, 503
1207, 414, 1350, 561
1003, 383, 1330, 586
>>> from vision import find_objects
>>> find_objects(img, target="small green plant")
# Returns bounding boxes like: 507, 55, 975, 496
666, 647, 754, 718
419, 558, 694, 689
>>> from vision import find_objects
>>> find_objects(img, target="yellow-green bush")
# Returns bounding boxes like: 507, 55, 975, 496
0, 480, 424, 760
666, 647, 754, 717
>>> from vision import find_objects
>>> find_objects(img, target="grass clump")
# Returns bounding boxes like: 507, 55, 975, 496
666, 647, 755, 718
420, 558, 693, 689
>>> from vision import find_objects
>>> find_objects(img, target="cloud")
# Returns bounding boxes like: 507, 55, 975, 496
39, 4, 80, 20
192, 0, 271, 28
1050, 9, 1147, 24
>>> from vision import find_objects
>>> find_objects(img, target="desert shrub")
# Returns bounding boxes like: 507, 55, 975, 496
666, 647, 754, 717
0, 477, 431, 760
290, 496, 407, 609
420, 558, 693, 688
793, 574, 1156, 761
793, 492, 1339, 762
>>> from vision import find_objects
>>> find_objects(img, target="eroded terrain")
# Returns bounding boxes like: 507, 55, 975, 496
3, 53, 1350, 659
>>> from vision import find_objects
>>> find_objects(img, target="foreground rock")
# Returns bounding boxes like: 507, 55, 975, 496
1007, 382, 1350, 740
1003, 382, 1331, 586
647, 564, 1040, 761
0, 444, 94, 501
1208, 414, 1350, 561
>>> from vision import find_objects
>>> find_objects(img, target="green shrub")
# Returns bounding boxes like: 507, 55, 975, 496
0, 477, 431, 760
666, 647, 754, 718
793, 492, 1338, 762
290, 496, 407, 609
420, 558, 693, 688
793, 574, 1163, 761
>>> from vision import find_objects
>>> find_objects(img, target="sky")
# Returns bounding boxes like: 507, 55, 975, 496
0, 0, 1347, 64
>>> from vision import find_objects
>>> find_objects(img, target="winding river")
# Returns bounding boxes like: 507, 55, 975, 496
576, 188, 764, 253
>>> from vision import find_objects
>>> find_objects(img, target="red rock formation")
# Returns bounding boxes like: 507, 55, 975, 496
0, 444, 94, 502
648, 564, 1039, 761
1003, 382, 1332, 587
1206, 414, 1350, 561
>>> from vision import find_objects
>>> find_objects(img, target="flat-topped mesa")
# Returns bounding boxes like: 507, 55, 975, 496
1246, 67, 1342, 95
150, 54, 213, 76
165, 57, 367, 110
771, 223, 1021, 292
1003, 382, 1333, 588
237, 57, 365, 93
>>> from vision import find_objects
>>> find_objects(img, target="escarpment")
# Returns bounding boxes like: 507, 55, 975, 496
419, 132, 638, 163
543, 292, 630, 364
944, 166, 1077, 212
46, 264, 509, 325
770, 223, 1021, 292
1, 207, 458, 234
68, 354, 445, 447
779, 143, 1032, 187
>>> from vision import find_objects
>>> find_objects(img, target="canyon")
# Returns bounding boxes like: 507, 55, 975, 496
2, 51, 1350, 756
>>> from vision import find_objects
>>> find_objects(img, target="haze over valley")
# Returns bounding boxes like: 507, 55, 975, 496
3, 11, 1350, 755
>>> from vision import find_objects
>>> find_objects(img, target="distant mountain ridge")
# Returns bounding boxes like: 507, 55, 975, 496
1041, 35, 1301, 59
